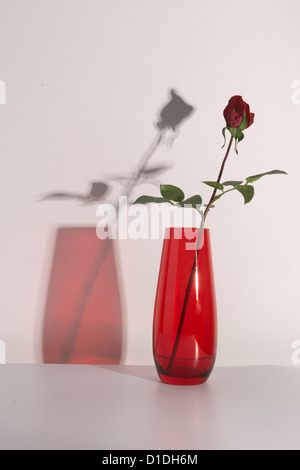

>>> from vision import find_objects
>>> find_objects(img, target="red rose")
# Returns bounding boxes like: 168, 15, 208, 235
223, 95, 254, 129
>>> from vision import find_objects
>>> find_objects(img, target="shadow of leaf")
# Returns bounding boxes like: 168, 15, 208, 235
39, 192, 87, 201
142, 164, 173, 178
39, 181, 110, 203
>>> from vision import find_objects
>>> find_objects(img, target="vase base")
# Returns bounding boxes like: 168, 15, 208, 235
158, 373, 210, 386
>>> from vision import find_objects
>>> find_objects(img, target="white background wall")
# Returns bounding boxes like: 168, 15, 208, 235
0, 0, 299, 366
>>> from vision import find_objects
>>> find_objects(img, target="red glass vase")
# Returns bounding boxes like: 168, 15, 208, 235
153, 227, 217, 386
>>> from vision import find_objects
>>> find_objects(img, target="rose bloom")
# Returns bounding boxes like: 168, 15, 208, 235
223, 95, 254, 129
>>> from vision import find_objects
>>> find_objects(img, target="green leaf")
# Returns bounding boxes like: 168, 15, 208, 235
238, 113, 248, 131
181, 195, 202, 209
246, 169, 288, 184
160, 184, 185, 202
236, 185, 255, 204
133, 195, 169, 205
203, 181, 224, 191
222, 180, 244, 187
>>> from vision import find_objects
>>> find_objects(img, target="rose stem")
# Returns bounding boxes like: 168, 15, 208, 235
165, 252, 197, 374
203, 136, 234, 221
166, 135, 234, 375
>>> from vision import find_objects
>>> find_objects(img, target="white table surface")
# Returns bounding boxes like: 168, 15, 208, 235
0, 364, 299, 450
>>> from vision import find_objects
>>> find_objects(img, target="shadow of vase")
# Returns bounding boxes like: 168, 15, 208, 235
42, 227, 124, 364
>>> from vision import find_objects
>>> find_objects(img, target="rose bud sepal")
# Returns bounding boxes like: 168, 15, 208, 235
222, 112, 248, 154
